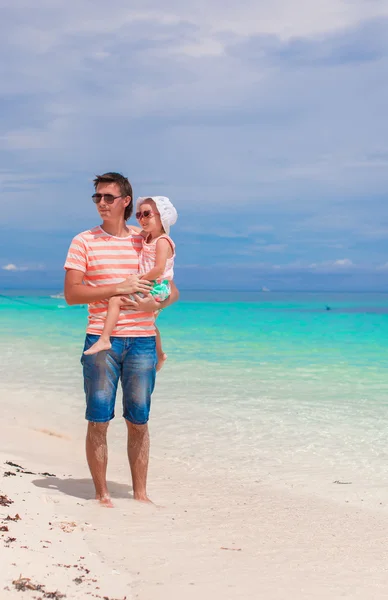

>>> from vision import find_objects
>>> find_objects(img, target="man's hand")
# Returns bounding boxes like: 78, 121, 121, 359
120, 293, 160, 312
116, 275, 153, 296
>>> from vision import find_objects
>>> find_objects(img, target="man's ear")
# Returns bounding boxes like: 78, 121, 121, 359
124, 195, 132, 207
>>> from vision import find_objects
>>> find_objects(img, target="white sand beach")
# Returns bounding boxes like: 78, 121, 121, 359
2, 392, 388, 600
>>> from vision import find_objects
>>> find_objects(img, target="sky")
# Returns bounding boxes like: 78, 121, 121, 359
1, 0, 388, 291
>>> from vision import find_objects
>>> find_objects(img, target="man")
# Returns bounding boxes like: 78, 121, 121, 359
64, 172, 179, 507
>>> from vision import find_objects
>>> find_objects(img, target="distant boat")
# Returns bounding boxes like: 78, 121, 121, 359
50, 292, 65, 299
261, 287, 270, 292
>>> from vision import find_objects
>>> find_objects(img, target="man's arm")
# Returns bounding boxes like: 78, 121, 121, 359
64, 269, 153, 306
119, 280, 179, 312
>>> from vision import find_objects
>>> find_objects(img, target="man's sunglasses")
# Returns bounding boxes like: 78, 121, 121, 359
92, 193, 122, 204
136, 210, 155, 219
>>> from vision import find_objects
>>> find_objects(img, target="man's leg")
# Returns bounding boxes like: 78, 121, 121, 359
86, 422, 113, 507
121, 336, 156, 503
81, 334, 123, 507
125, 421, 151, 502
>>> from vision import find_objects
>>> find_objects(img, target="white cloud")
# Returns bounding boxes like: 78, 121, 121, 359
1, 263, 44, 272
2, 263, 27, 271
306, 258, 355, 272
4, 1, 388, 55
1, 0, 388, 282
333, 258, 353, 267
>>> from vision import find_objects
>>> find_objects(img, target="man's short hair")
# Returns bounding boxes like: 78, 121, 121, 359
93, 172, 133, 221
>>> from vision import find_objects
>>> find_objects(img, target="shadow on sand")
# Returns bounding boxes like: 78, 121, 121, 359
32, 477, 132, 500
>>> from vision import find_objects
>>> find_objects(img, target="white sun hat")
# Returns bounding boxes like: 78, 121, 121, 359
136, 196, 178, 235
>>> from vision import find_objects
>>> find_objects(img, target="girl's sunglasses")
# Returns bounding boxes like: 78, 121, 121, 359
136, 210, 155, 219
92, 193, 122, 204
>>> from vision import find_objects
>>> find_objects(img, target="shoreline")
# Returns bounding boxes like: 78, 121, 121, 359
3, 379, 388, 517
2, 423, 388, 599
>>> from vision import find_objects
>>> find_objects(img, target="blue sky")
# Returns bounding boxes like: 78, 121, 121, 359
1, 0, 388, 291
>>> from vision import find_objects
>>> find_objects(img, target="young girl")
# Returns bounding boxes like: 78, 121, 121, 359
84, 196, 177, 371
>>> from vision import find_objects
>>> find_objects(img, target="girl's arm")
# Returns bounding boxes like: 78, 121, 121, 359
141, 238, 172, 281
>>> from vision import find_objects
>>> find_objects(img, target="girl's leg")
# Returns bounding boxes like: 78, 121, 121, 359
84, 296, 122, 355
155, 325, 167, 372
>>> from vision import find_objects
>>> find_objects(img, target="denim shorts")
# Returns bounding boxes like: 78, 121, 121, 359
80, 335, 156, 424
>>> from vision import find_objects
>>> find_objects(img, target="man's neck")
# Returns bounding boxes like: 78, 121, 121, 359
100, 220, 130, 237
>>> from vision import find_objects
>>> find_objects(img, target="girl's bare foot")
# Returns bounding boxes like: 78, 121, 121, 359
156, 352, 167, 372
84, 339, 111, 355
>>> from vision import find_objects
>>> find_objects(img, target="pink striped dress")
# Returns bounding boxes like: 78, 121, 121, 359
139, 234, 175, 281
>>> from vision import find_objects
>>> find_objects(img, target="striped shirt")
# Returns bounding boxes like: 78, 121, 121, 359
64, 226, 155, 337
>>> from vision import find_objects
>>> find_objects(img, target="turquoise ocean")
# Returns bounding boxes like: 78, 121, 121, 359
1, 290, 388, 508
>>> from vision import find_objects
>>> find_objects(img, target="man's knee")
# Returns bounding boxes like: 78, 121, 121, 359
87, 421, 109, 442
125, 420, 148, 437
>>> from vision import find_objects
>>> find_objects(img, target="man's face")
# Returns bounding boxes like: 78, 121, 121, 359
94, 182, 131, 222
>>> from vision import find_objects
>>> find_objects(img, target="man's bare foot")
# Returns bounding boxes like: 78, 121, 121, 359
84, 339, 111, 355
96, 494, 114, 508
134, 492, 154, 504
156, 353, 167, 372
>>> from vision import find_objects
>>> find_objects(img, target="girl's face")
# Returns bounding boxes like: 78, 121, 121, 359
136, 201, 163, 234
